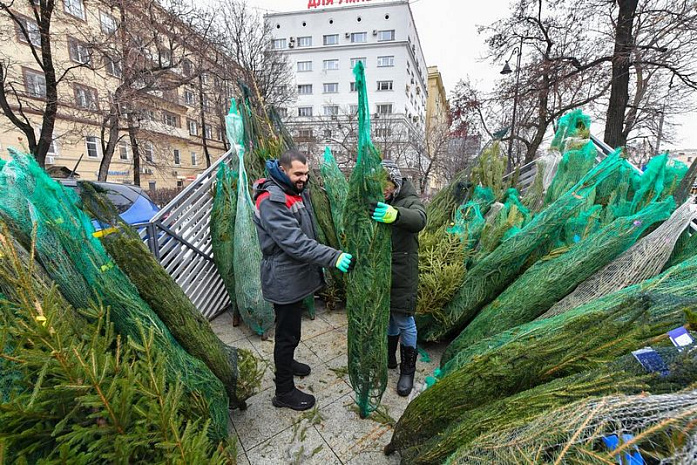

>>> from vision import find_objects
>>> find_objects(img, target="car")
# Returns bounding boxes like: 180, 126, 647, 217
58, 179, 161, 229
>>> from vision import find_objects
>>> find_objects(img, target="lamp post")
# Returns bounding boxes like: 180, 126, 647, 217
500, 37, 523, 173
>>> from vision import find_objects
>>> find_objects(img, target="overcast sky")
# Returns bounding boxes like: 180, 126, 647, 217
240, 0, 696, 149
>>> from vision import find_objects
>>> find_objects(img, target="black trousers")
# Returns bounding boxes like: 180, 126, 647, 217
273, 300, 304, 395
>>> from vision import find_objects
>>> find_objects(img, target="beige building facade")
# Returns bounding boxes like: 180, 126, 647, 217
424, 65, 450, 193
0, 0, 232, 190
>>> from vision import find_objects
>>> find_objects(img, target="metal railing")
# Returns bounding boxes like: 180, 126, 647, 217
140, 148, 237, 319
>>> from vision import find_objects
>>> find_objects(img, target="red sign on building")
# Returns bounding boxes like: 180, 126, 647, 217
307, 0, 372, 9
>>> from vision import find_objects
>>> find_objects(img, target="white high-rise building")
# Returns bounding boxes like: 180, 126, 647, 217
266, 1, 428, 173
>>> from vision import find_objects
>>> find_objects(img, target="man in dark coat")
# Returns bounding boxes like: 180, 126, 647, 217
369, 160, 427, 396
254, 149, 353, 411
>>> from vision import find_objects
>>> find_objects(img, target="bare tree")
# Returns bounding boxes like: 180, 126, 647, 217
0, 0, 91, 167
217, 0, 294, 112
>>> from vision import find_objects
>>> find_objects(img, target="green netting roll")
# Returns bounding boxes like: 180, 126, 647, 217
416, 150, 625, 342
234, 146, 274, 336
549, 109, 591, 151
389, 253, 697, 455
211, 164, 238, 317
630, 153, 688, 214
442, 198, 674, 364
343, 62, 392, 418
405, 346, 697, 465
0, 150, 229, 440
320, 146, 349, 241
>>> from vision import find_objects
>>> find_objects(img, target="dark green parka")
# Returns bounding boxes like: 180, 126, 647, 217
387, 179, 427, 316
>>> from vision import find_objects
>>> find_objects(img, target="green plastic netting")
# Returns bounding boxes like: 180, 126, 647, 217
0, 149, 229, 440
446, 186, 494, 248
389, 251, 697, 454
423, 169, 472, 234
403, 346, 697, 464
343, 62, 392, 418
630, 153, 688, 214
233, 122, 274, 336
442, 198, 674, 363
416, 150, 625, 342
320, 146, 349, 242
544, 139, 598, 205
78, 183, 262, 408
211, 163, 238, 317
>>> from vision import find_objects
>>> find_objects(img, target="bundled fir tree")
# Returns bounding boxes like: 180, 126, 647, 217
0, 228, 237, 464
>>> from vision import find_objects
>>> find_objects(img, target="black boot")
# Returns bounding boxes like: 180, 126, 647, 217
387, 335, 399, 369
292, 360, 311, 377
397, 345, 417, 397
272, 388, 316, 411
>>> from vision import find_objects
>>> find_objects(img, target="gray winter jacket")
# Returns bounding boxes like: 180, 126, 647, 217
253, 178, 341, 305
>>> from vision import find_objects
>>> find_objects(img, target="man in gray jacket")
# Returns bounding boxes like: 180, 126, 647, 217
253, 149, 353, 411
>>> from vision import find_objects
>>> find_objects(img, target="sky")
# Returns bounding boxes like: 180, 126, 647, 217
242, 0, 696, 149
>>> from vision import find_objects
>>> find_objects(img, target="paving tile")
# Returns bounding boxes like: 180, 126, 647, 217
295, 362, 353, 409
235, 451, 251, 465
303, 328, 348, 363
318, 310, 348, 329
230, 388, 299, 450
315, 394, 395, 463
300, 315, 336, 339
346, 450, 401, 464
246, 418, 341, 465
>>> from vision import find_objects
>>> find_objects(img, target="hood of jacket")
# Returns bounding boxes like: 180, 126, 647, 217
266, 159, 303, 195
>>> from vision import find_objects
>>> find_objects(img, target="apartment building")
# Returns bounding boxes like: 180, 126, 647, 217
266, 0, 428, 172
0, 0, 232, 190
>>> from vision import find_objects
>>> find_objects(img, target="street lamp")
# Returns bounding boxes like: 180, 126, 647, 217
500, 38, 523, 173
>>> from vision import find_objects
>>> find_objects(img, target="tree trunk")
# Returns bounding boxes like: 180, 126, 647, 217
128, 114, 142, 186
603, 0, 639, 148
97, 110, 120, 181
197, 75, 212, 167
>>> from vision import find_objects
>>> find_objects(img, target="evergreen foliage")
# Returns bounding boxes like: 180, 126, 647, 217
343, 62, 392, 418
211, 164, 239, 318
0, 230, 237, 464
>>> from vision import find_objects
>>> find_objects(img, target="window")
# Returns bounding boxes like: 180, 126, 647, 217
377, 80, 394, 91
350, 57, 366, 68
184, 90, 195, 105
173, 149, 181, 165
298, 128, 314, 139
298, 107, 313, 117
323, 83, 339, 94
377, 29, 395, 42
203, 96, 212, 112
74, 85, 98, 110
323, 59, 339, 71
143, 142, 154, 162
216, 126, 223, 141
297, 36, 312, 47
350, 82, 357, 92
86, 136, 100, 158
297, 61, 312, 72
277, 107, 288, 118
377, 104, 393, 114
104, 55, 122, 78
298, 84, 313, 95
323, 34, 339, 45
64, 0, 85, 19
24, 69, 46, 98
162, 112, 179, 127
47, 139, 58, 157
17, 17, 41, 47
187, 119, 198, 136
100, 12, 117, 34
201, 73, 209, 85
377, 56, 394, 67
191, 151, 198, 166
323, 129, 332, 140
272, 38, 286, 49
68, 39, 90, 65
182, 59, 193, 77
323, 105, 339, 116
159, 49, 171, 67
119, 140, 129, 160
204, 125, 213, 139
376, 128, 393, 138
349, 104, 358, 115
350, 32, 367, 43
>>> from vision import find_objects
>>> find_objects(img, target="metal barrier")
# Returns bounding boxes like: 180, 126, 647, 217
140, 148, 237, 320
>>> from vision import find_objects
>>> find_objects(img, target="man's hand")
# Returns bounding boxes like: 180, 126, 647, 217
336, 252, 355, 273
370, 202, 399, 224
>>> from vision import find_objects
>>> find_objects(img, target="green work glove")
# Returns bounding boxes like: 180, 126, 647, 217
336, 252, 354, 273
370, 202, 399, 224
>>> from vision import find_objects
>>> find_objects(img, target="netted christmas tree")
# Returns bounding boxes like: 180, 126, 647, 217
343, 62, 392, 418
320, 146, 349, 242
0, 150, 230, 440
0, 223, 237, 464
